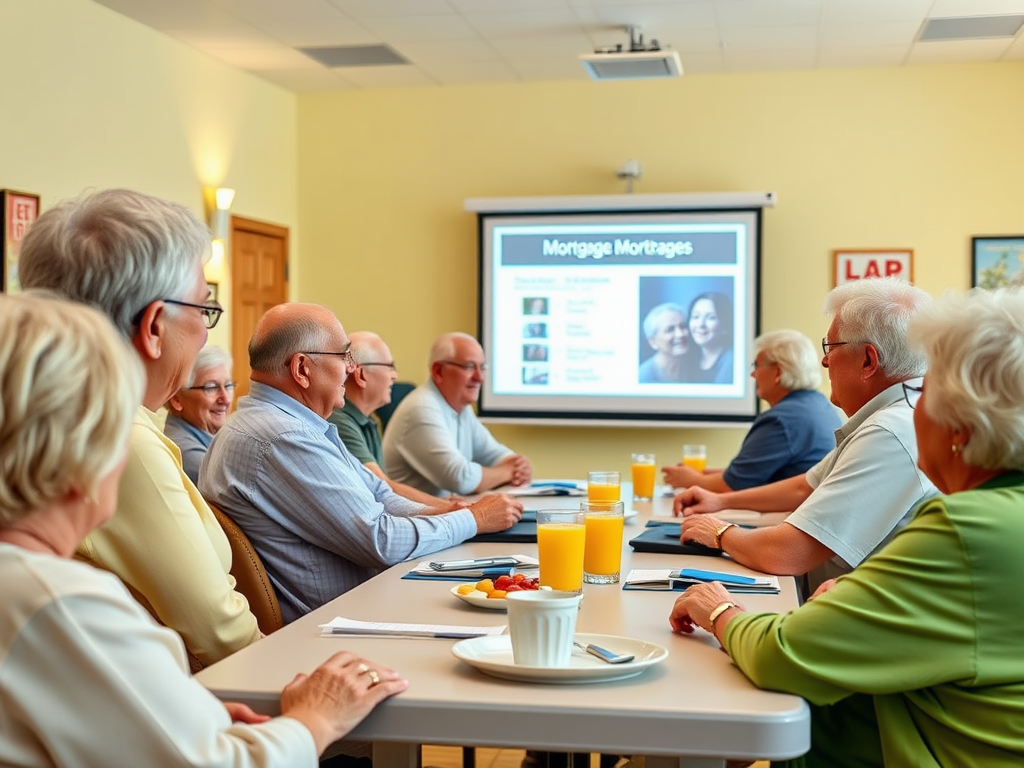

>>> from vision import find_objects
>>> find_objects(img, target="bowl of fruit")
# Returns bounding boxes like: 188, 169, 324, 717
450, 574, 545, 610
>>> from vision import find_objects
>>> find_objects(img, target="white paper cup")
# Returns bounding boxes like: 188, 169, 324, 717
506, 590, 581, 667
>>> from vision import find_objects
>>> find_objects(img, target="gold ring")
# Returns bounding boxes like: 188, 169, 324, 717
356, 662, 370, 675
367, 670, 381, 686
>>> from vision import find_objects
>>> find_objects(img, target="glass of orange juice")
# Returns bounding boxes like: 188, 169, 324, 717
537, 509, 586, 593
630, 453, 656, 501
587, 470, 621, 502
581, 501, 625, 584
682, 444, 707, 473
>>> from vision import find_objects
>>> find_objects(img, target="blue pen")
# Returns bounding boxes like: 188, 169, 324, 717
532, 481, 580, 489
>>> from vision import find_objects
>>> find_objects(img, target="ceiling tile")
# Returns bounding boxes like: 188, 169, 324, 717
326, 0, 455, 18
164, 25, 283, 49
447, 0, 565, 11
817, 44, 910, 69
823, 0, 932, 24
96, 0, 239, 29
723, 47, 817, 71
206, 46, 319, 69
720, 25, 819, 50
906, 38, 1016, 64
676, 50, 725, 74
339, 64, 440, 88
462, 9, 584, 38
254, 67, 357, 92
359, 14, 482, 42
929, 0, 1024, 16
716, 0, 824, 29
820, 21, 922, 47
418, 60, 520, 84
589, 2, 718, 30
392, 39, 500, 64
506, 55, 592, 81
488, 32, 596, 58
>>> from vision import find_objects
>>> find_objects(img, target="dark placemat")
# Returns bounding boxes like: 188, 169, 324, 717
627, 525, 723, 557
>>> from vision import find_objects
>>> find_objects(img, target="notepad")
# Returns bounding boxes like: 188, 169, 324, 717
320, 616, 506, 638
403, 554, 539, 581
623, 568, 780, 594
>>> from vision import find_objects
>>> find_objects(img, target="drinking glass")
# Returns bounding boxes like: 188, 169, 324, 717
536, 509, 586, 593
587, 470, 621, 502
682, 445, 707, 473
581, 501, 625, 584
630, 453, 656, 501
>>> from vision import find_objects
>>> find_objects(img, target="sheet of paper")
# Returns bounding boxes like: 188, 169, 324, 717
408, 554, 539, 578
320, 616, 506, 638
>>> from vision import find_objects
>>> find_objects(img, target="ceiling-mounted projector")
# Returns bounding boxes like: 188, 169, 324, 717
580, 26, 682, 81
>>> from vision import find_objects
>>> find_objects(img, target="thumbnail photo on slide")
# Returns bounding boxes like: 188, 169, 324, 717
523, 297, 548, 315
524, 321, 547, 338
638, 276, 735, 386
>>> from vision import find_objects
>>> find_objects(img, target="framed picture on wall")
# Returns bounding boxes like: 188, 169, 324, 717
207, 281, 220, 302
972, 236, 1024, 289
1, 189, 41, 293
833, 248, 913, 287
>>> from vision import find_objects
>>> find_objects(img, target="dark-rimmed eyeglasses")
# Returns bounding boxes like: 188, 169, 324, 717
439, 360, 488, 373
902, 382, 923, 409
360, 361, 398, 372
302, 349, 356, 367
821, 338, 868, 358
163, 299, 224, 329
188, 381, 236, 395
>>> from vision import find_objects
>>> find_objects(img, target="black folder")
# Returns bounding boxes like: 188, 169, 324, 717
627, 525, 723, 557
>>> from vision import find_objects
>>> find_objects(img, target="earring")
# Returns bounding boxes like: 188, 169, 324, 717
951, 444, 960, 455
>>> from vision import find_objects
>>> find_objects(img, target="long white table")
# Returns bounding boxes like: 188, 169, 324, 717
196, 485, 808, 768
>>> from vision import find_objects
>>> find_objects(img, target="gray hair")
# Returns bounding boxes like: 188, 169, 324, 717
185, 344, 233, 388
248, 312, 333, 373
755, 330, 821, 391
823, 278, 931, 380
0, 293, 143, 524
349, 331, 384, 365
18, 189, 209, 337
908, 288, 1024, 470
643, 303, 687, 340
429, 332, 478, 367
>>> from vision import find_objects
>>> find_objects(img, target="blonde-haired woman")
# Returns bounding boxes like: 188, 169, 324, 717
671, 288, 1024, 767
0, 293, 405, 767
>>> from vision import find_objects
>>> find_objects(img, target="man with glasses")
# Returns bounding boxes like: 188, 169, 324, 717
201, 306, 524, 623
675, 278, 938, 592
383, 332, 533, 497
328, 331, 464, 508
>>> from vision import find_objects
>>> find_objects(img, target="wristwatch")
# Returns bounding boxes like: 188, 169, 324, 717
709, 600, 738, 630
713, 522, 737, 549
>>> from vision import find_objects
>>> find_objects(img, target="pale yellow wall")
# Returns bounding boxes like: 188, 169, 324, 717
0, 0, 299, 351
297, 63, 1024, 477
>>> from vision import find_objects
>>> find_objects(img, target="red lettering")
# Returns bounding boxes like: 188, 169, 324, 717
864, 260, 881, 278
885, 259, 903, 277
844, 261, 860, 280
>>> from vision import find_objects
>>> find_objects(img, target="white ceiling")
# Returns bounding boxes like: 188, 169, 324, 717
93, 0, 1024, 92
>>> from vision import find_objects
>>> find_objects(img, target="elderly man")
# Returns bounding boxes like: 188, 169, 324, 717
383, 332, 532, 496
200, 305, 523, 623
663, 330, 842, 491
328, 331, 457, 508
676, 278, 938, 591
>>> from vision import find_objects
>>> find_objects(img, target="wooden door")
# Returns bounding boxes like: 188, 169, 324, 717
230, 216, 289, 399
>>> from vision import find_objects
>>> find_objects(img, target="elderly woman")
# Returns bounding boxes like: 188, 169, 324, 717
20, 188, 260, 667
670, 288, 1024, 766
165, 345, 235, 484
0, 293, 406, 767
663, 330, 841, 491
639, 302, 690, 383
685, 292, 733, 383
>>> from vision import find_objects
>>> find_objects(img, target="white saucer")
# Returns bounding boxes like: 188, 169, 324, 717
451, 633, 667, 684
450, 585, 583, 611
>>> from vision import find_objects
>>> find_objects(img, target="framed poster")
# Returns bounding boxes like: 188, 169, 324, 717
972, 236, 1024, 289
1, 189, 41, 293
833, 249, 913, 287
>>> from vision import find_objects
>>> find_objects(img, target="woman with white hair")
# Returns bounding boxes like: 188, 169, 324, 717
671, 288, 1024, 766
19, 188, 260, 668
639, 302, 691, 383
165, 345, 235, 484
664, 330, 841, 491
0, 293, 406, 768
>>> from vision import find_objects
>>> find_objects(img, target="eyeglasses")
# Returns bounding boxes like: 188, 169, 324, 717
163, 299, 224, 330
439, 360, 488, 373
902, 382, 923, 409
302, 349, 356, 367
750, 359, 776, 373
188, 381, 236, 395
360, 361, 398, 372
821, 338, 869, 358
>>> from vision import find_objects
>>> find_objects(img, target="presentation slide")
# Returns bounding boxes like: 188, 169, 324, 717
477, 209, 762, 425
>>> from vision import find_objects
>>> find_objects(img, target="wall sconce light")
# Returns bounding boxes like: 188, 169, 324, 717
203, 186, 234, 282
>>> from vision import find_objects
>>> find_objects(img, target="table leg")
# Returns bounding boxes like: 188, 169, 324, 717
646, 756, 726, 768
373, 741, 419, 768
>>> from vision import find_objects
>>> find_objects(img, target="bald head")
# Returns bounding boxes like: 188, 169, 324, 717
429, 332, 486, 412
345, 330, 398, 414
429, 332, 481, 367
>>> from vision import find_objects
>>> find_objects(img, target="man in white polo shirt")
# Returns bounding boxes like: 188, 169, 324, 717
677, 278, 938, 592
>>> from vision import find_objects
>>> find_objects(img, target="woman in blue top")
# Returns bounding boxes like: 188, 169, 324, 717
685, 292, 733, 383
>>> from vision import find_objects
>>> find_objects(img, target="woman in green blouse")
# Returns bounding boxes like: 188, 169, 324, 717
670, 287, 1024, 768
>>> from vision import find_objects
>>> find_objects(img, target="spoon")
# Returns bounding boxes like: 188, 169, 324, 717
573, 641, 635, 664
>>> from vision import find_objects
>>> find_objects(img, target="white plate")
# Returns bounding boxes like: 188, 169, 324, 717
450, 585, 511, 611
451, 633, 667, 684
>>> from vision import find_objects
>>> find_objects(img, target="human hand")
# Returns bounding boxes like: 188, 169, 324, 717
680, 515, 726, 549
672, 486, 725, 517
468, 493, 523, 533
224, 702, 270, 724
662, 464, 702, 489
808, 578, 837, 601
669, 582, 738, 634
503, 454, 532, 486
281, 652, 407, 756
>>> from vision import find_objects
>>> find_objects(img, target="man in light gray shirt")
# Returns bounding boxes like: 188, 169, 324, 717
383, 332, 532, 496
